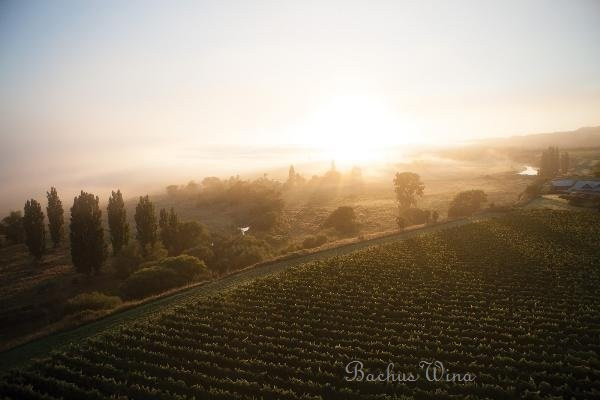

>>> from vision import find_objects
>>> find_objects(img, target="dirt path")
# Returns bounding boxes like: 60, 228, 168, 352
0, 214, 492, 373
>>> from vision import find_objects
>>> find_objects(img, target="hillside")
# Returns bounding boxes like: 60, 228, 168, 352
480, 126, 600, 149
2, 209, 599, 399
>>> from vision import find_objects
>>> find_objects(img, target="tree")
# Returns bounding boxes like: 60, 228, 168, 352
593, 162, 600, 178
0, 211, 25, 244
447, 190, 487, 218
393, 172, 425, 211
324, 206, 358, 234
159, 207, 178, 255
396, 216, 406, 231
159, 207, 207, 256
107, 190, 129, 255
288, 165, 296, 185
173, 221, 207, 255
134, 195, 157, 254
70, 191, 107, 275
560, 152, 570, 174
46, 187, 64, 247
539, 146, 560, 177
23, 199, 46, 259
402, 208, 429, 225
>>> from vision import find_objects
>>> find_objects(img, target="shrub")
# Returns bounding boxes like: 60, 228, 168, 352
447, 190, 487, 218
302, 234, 327, 249
323, 206, 358, 234
156, 255, 210, 281
396, 216, 406, 231
120, 255, 209, 299
210, 234, 273, 274
121, 266, 184, 299
520, 178, 545, 201
183, 244, 215, 265
0, 211, 25, 244
114, 242, 167, 279
401, 208, 430, 225
65, 292, 122, 314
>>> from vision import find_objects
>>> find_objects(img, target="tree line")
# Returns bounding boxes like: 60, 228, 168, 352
0, 189, 211, 276
539, 146, 570, 177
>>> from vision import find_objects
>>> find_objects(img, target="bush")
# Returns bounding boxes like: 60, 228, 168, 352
157, 255, 210, 281
401, 208, 430, 225
121, 266, 184, 299
302, 234, 327, 249
447, 190, 487, 218
65, 292, 122, 314
210, 234, 273, 274
323, 206, 358, 234
520, 178, 545, 201
114, 242, 167, 279
120, 255, 209, 299
183, 244, 215, 265
396, 216, 406, 231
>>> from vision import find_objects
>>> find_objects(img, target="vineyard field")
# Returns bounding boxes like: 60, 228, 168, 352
1, 210, 599, 399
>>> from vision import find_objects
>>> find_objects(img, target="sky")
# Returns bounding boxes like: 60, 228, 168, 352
1, 0, 600, 210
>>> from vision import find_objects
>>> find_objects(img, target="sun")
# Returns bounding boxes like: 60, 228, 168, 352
294, 95, 414, 165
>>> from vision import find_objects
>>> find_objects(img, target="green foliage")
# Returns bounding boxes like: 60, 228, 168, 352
197, 176, 284, 231
70, 191, 107, 275
210, 233, 272, 274
393, 171, 425, 210
114, 242, 167, 279
283, 164, 305, 189
323, 206, 358, 234
448, 189, 488, 218
107, 190, 129, 255
396, 215, 406, 230
23, 199, 46, 259
134, 195, 157, 253
156, 255, 209, 281
159, 207, 208, 256
182, 243, 215, 266
121, 255, 208, 299
8, 210, 600, 398
65, 292, 122, 314
539, 146, 561, 177
175, 221, 207, 252
46, 187, 64, 247
560, 151, 570, 174
594, 161, 600, 178
401, 207, 431, 225
520, 178, 545, 201
158, 207, 177, 254
120, 266, 182, 299
0, 211, 25, 244
301, 234, 327, 249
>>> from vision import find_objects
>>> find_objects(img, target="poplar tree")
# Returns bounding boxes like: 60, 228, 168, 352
134, 195, 157, 254
23, 199, 46, 259
107, 190, 129, 255
70, 191, 107, 275
46, 187, 64, 247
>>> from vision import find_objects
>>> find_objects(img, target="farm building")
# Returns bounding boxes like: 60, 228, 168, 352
550, 179, 576, 192
568, 180, 600, 196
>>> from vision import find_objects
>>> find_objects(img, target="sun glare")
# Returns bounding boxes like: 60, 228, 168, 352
293, 95, 416, 165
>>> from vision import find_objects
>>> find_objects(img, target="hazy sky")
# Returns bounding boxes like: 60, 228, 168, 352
1, 0, 600, 209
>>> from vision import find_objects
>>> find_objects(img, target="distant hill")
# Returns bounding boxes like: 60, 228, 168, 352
480, 126, 600, 149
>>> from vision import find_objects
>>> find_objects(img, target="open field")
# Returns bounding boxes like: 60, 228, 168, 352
1, 209, 599, 399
